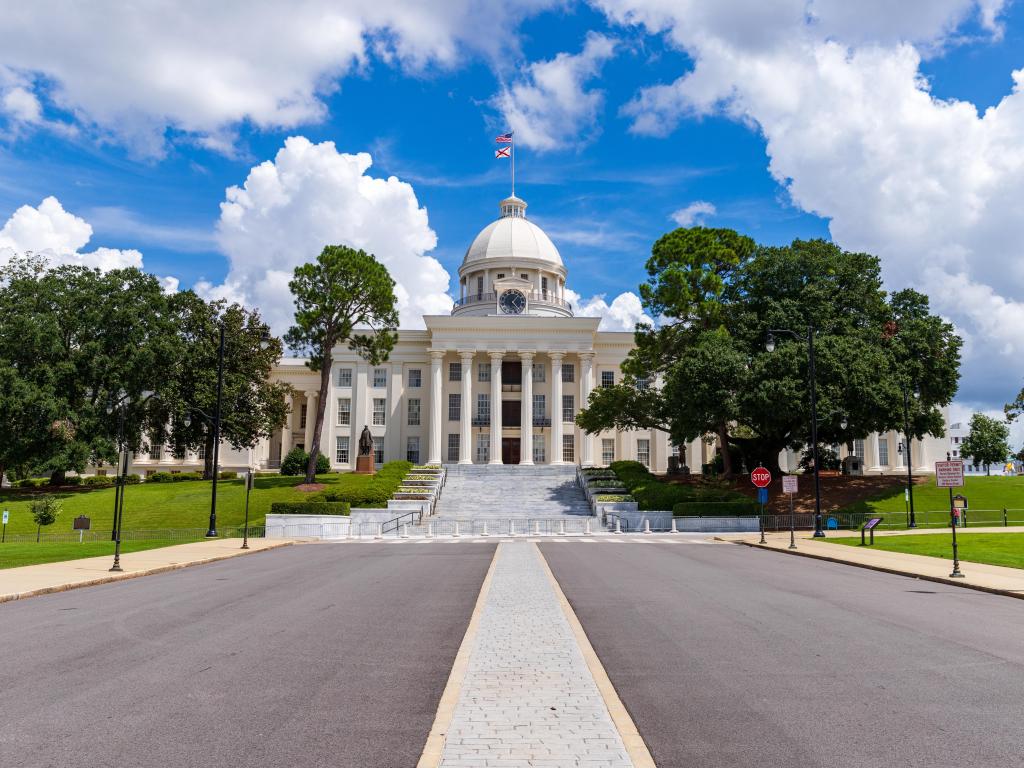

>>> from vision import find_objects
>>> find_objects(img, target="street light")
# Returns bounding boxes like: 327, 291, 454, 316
767, 325, 826, 537
105, 390, 129, 572
897, 383, 921, 528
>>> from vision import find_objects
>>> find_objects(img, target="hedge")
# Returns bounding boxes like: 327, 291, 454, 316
609, 460, 750, 511
672, 501, 759, 516
310, 460, 412, 507
270, 501, 351, 516
84, 476, 114, 488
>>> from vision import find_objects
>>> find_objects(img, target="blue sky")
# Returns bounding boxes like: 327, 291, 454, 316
1, 1, 1023, 434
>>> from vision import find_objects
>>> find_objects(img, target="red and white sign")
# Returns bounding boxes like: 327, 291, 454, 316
751, 467, 772, 488
935, 460, 964, 488
782, 475, 798, 494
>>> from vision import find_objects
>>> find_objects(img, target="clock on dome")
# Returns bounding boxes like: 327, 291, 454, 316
499, 289, 527, 315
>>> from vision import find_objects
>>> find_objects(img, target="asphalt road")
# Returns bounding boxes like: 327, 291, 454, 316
540, 540, 1024, 768
0, 542, 496, 768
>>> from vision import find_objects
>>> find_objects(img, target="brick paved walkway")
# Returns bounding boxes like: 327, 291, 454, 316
439, 542, 635, 767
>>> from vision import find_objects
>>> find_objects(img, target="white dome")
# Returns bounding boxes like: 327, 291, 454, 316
462, 196, 564, 268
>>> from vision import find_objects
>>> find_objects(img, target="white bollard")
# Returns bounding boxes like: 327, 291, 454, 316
643, 519, 651, 534
558, 519, 566, 536
508, 519, 516, 537
614, 518, 622, 534
670, 518, 678, 534
426, 521, 434, 538
585, 519, 592, 535
453, 520, 461, 538
401, 523, 409, 539
375, 523, 383, 540
533, 520, 540, 536
482, 521, 489, 537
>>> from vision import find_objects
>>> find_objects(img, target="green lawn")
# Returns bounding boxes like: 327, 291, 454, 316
828, 531, 1024, 570
0, 540, 176, 569
0, 471, 392, 538
840, 476, 1024, 527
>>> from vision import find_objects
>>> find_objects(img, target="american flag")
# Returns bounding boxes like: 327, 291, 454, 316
495, 147, 511, 159
495, 132, 513, 143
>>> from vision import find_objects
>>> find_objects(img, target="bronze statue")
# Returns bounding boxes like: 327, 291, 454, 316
358, 425, 373, 456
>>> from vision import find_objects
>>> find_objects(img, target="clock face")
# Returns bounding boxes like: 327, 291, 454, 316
499, 289, 527, 315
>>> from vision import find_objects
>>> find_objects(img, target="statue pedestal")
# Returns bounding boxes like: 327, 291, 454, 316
354, 455, 375, 475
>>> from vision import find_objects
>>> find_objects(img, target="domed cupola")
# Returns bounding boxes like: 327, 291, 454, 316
453, 195, 572, 318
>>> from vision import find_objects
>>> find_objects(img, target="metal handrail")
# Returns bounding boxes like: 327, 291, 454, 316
452, 290, 573, 312
380, 509, 421, 537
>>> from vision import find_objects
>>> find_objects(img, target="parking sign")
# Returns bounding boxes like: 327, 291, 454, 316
935, 460, 964, 488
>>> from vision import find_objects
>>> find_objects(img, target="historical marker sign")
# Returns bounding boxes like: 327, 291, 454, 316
782, 476, 798, 494
751, 467, 772, 488
935, 460, 964, 488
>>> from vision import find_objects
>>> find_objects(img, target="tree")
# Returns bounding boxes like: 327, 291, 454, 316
154, 294, 291, 478
30, 495, 61, 542
960, 413, 1011, 474
578, 231, 961, 477
286, 246, 399, 483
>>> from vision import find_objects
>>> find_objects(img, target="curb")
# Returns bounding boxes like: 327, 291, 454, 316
0, 541, 296, 604
730, 539, 1024, 601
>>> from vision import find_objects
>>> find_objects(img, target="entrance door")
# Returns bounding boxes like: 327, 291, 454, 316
502, 438, 521, 465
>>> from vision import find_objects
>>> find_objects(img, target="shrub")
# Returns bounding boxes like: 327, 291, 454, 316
171, 472, 203, 482
124, 474, 142, 485
147, 472, 175, 483
63, 475, 83, 486
270, 501, 351, 516
309, 461, 411, 507
85, 476, 114, 488
608, 460, 749, 511
280, 447, 330, 475
596, 494, 635, 502
673, 500, 759, 516
587, 479, 625, 488
16, 478, 38, 488
219, 471, 238, 480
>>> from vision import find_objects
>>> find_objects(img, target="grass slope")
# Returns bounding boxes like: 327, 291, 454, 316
840, 476, 1024, 526
0, 540, 174, 570
828, 531, 1024, 570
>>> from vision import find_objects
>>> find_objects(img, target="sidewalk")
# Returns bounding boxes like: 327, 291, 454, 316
0, 538, 295, 603
728, 530, 1024, 598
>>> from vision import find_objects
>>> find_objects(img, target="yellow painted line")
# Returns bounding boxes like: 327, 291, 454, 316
535, 542, 657, 768
416, 542, 501, 768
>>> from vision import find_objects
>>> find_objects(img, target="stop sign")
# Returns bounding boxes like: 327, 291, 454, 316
751, 467, 772, 488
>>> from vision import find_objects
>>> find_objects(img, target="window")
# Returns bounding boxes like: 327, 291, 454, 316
635, 377, 650, 391
337, 398, 351, 426
337, 368, 352, 387
533, 363, 545, 382
150, 445, 162, 461
878, 437, 889, 466
854, 439, 865, 461
449, 362, 461, 382
373, 368, 387, 388
372, 398, 386, 426
173, 447, 186, 460
336, 436, 350, 464
448, 393, 461, 421
521, 273, 528, 280
478, 362, 490, 382
954, 436, 960, 444
476, 276, 483, 296
533, 434, 546, 464
562, 394, 575, 423
197, 445, 205, 461
533, 394, 546, 421
477, 393, 490, 421
299, 403, 307, 429
562, 434, 575, 463
447, 433, 460, 463
562, 362, 575, 382
408, 368, 422, 388
96, 469, 107, 477
408, 398, 421, 426
373, 437, 384, 466
476, 433, 490, 463
406, 437, 420, 464
601, 371, 615, 388
637, 439, 651, 468
602, 439, 615, 465
497, 273, 505, 279
541, 276, 549, 295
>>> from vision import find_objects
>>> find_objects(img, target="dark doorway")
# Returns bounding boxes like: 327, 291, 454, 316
502, 399, 521, 427
502, 360, 522, 387
502, 438, 521, 464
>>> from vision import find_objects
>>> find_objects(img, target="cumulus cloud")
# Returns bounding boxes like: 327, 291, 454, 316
492, 32, 618, 151
203, 136, 450, 334
598, 0, 1024, 407
566, 287, 652, 331
0, 1, 559, 155
0, 196, 142, 271
670, 200, 716, 227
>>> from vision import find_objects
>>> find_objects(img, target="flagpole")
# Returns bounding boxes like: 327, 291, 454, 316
511, 135, 515, 198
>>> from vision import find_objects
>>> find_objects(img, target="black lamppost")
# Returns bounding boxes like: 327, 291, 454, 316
767, 324, 826, 537
898, 383, 921, 528
106, 392, 129, 572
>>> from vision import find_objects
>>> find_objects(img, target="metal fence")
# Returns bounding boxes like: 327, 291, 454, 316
1, 526, 266, 545
760, 509, 1024, 532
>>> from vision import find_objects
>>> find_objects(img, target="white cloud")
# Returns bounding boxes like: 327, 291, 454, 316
204, 136, 450, 334
0, 1, 559, 156
492, 32, 618, 151
670, 200, 716, 227
0, 196, 142, 271
600, 0, 1024, 409
567, 287, 652, 331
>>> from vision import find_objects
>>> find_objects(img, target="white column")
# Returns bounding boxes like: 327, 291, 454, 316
459, 352, 474, 464
387, 363, 404, 464
303, 392, 317, 452
550, 352, 564, 465
580, 352, 595, 467
520, 352, 534, 465
489, 352, 503, 464
428, 350, 444, 464
281, 394, 294, 458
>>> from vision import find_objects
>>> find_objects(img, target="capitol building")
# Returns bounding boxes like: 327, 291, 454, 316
119, 192, 949, 477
